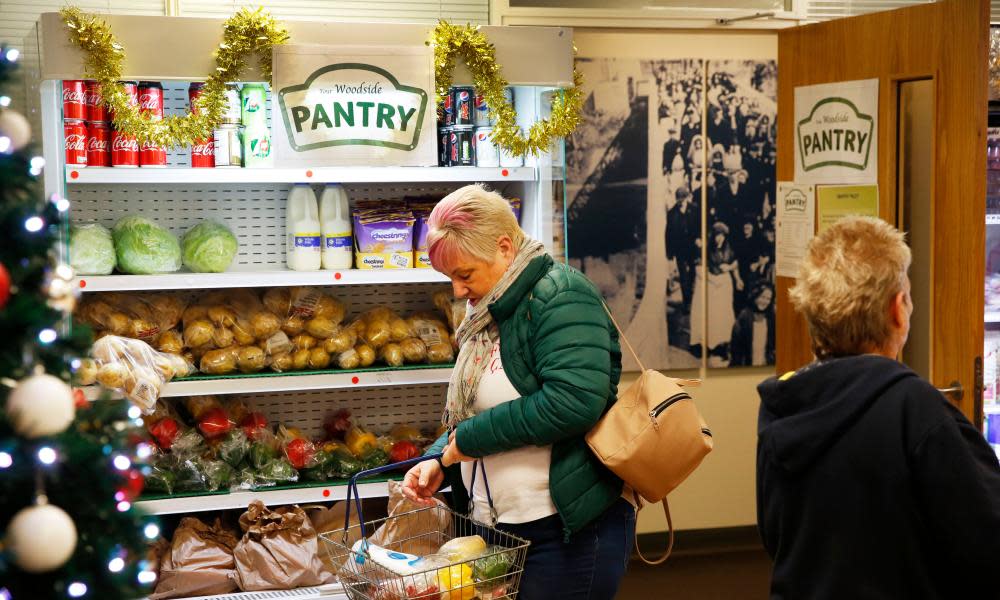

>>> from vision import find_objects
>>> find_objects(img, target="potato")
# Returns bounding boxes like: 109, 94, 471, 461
184, 319, 214, 349
185, 396, 222, 419
323, 329, 356, 355
189, 345, 210, 361
251, 312, 281, 340
314, 295, 346, 323
262, 288, 291, 315
124, 368, 161, 410
400, 338, 428, 363
76, 358, 99, 386
237, 346, 267, 373
337, 348, 360, 370
207, 305, 238, 327
364, 307, 395, 323
200, 347, 238, 374
182, 350, 196, 365
91, 335, 127, 363
264, 331, 293, 356
389, 318, 413, 342
306, 316, 339, 339
232, 322, 256, 346
292, 348, 311, 370
347, 319, 367, 338
407, 315, 450, 346
212, 326, 235, 348
150, 295, 186, 327
271, 351, 293, 372
292, 334, 317, 350
282, 315, 305, 336
356, 343, 376, 367
183, 305, 208, 324
365, 320, 391, 349
308, 347, 331, 370
96, 362, 129, 389
427, 342, 455, 364
157, 330, 183, 355
168, 354, 194, 378
106, 312, 131, 336
380, 343, 404, 367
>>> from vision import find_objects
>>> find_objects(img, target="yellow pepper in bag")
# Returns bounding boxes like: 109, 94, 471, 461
345, 425, 378, 457
436, 564, 474, 600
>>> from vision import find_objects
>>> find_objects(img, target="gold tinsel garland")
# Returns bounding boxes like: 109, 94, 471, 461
60, 6, 289, 148
430, 21, 584, 157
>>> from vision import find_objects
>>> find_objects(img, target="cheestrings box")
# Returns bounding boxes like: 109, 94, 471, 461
353, 210, 415, 269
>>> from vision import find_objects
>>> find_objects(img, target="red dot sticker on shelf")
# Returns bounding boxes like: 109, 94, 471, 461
351, 376, 360, 385
334, 272, 342, 280
79, 279, 87, 288
322, 489, 330, 498
70, 170, 79, 179
305, 169, 314, 178
501, 169, 509, 177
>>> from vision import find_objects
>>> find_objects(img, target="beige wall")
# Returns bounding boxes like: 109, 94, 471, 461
571, 29, 777, 533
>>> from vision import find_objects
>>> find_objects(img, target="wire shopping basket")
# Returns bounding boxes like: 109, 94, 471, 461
320, 454, 530, 600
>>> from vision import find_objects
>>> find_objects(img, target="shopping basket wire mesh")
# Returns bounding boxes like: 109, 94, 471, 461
320, 454, 530, 600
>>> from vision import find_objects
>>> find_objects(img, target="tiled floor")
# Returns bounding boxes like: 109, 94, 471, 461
617, 548, 772, 599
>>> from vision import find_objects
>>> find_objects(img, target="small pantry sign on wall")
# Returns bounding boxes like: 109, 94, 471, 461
272, 45, 436, 166
794, 78, 878, 184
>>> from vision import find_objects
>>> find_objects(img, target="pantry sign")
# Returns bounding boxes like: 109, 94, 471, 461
272, 45, 436, 167
794, 78, 879, 184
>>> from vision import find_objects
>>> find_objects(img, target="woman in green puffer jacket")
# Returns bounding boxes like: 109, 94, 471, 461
400, 184, 634, 600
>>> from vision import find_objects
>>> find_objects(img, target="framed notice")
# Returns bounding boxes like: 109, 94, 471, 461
776, 182, 815, 279
794, 79, 879, 185
272, 44, 436, 167
816, 185, 879, 232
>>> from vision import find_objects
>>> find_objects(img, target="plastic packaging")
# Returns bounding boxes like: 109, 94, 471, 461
320, 184, 353, 270
407, 313, 455, 364
77, 292, 187, 345
91, 335, 194, 413
433, 291, 467, 335
112, 215, 182, 274
286, 183, 322, 271
181, 220, 238, 273
472, 547, 513, 582
70, 223, 116, 275
436, 535, 487, 563
348, 540, 426, 576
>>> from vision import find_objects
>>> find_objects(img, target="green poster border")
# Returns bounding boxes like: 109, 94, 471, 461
277, 62, 428, 152
796, 96, 875, 172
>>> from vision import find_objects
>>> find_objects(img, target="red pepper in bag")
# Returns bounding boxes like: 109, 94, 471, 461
149, 417, 180, 449
390, 440, 420, 464
285, 438, 315, 470
323, 408, 352, 441
240, 411, 268, 440
198, 407, 232, 439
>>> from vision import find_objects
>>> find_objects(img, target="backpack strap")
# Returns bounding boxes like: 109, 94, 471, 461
633, 493, 675, 566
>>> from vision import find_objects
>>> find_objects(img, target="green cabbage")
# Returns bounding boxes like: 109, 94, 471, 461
69, 223, 116, 275
181, 220, 238, 273
112, 216, 181, 274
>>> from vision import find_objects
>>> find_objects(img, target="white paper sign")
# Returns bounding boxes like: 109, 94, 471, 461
776, 182, 816, 279
272, 44, 436, 167
794, 79, 878, 184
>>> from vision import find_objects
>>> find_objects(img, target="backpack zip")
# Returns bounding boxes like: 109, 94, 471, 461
649, 392, 692, 418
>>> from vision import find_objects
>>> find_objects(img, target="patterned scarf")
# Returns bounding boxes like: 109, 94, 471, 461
443, 238, 548, 428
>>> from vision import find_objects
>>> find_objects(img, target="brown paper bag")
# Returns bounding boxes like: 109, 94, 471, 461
150, 517, 240, 599
233, 501, 335, 591
370, 480, 449, 555
304, 502, 364, 576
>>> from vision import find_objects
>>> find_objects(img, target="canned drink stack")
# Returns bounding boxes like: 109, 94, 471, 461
189, 82, 214, 168
137, 81, 166, 167
64, 119, 87, 167
62, 80, 87, 120
241, 83, 271, 167
474, 127, 499, 168
85, 80, 109, 122
86, 121, 111, 167
450, 125, 475, 166
452, 86, 474, 126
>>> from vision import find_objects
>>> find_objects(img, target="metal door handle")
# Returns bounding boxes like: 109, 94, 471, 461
937, 381, 963, 403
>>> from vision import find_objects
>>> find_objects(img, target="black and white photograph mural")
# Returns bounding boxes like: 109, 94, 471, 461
703, 60, 777, 368
565, 56, 776, 371
566, 58, 704, 371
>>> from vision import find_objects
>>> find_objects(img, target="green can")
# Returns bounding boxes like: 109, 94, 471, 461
240, 83, 267, 127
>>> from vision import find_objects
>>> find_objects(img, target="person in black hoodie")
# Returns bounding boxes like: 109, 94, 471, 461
756, 216, 1000, 599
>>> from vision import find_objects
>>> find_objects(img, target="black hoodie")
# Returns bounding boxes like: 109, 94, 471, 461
757, 355, 1000, 599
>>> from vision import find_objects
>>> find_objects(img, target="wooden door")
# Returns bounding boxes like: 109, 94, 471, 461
775, 0, 989, 421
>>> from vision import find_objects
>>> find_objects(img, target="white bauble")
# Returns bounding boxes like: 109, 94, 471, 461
0, 109, 32, 150
6, 373, 75, 438
7, 503, 78, 573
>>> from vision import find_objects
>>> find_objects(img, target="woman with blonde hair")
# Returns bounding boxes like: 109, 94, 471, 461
401, 184, 634, 599
756, 216, 1000, 599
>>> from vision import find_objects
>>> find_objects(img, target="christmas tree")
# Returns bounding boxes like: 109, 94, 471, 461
0, 45, 155, 599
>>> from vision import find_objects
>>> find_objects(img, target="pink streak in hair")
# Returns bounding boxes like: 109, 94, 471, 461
427, 196, 473, 272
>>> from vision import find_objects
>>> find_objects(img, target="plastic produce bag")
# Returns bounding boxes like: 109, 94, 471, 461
262, 286, 347, 339
112, 215, 182, 274
70, 223, 116, 275
434, 291, 468, 334
77, 292, 187, 344
217, 429, 250, 467
407, 313, 455, 364
181, 220, 238, 273
437, 536, 487, 563
90, 335, 194, 413
233, 501, 334, 591
150, 517, 240, 599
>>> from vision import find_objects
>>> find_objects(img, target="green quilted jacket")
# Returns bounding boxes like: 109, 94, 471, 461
427, 254, 624, 540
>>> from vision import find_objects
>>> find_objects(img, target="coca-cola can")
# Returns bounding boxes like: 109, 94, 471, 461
64, 119, 87, 167
140, 139, 167, 167
191, 136, 214, 168
111, 81, 139, 122
188, 82, 206, 114
85, 80, 109, 122
63, 80, 87, 120
86, 121, 110, 167
111, 129, 139, 167
138, 81, 164, 121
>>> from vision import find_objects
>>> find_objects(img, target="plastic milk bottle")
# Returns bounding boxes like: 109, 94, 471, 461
319, 184, 353, 270
286, 183, 321, 271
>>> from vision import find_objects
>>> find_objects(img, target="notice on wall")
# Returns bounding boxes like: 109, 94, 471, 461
776, 182, 815, 279
794, 78, 879, 185
816, 185, 879, 232
272, 44, 435, 167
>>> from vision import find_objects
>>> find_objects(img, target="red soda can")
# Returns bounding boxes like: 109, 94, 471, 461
111, 129, 139, 167
191, 137, 214, 168
111, 81, 139, 121
188, 82, 206, 113
138, 81, 164, 121
140, 139, 167, 167
85, 80, 109, 122
64, 119, 87, 167
62, 80, 87, 120
86, 121, 110, 167
441, 90, 454, 126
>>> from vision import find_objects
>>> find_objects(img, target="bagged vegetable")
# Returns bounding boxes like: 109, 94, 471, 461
217, 429, 250, 466
70, 223, 116, 275
77, 292, 187, 345
406, 313, 455, 364
181, 220, 238, 273
112, 215, 182, 274
262, 287, 347, 340
437, 535, 487, 563
434, 291, 467, 334
91, 335, 194, 413
233, 501, 334, 591
150, 517, 240, 600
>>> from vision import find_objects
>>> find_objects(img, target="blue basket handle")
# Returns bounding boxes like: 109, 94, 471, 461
343, 453, 443, 540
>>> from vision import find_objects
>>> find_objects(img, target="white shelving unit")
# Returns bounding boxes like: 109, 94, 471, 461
180, 584, 346, 600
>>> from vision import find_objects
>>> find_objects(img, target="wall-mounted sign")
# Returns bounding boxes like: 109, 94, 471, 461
816, 184, 879, 232
775, 182, 815, 279
272, 45, 435, 167
794, 79, 879, 184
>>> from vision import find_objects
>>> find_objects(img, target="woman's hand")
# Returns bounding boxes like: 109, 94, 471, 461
401, 460, 444, 506
442, 431, 474, 467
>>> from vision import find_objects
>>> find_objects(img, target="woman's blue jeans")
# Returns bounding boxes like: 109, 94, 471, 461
483, 497, 636, 600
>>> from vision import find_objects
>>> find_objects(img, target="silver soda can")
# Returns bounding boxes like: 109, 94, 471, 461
474, 87, 513, 127
223, 84, 242, 125
214, 124, 243, 167
499, 127, 525, 168
474, 127, 499, 168
438, 126, 452, 166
